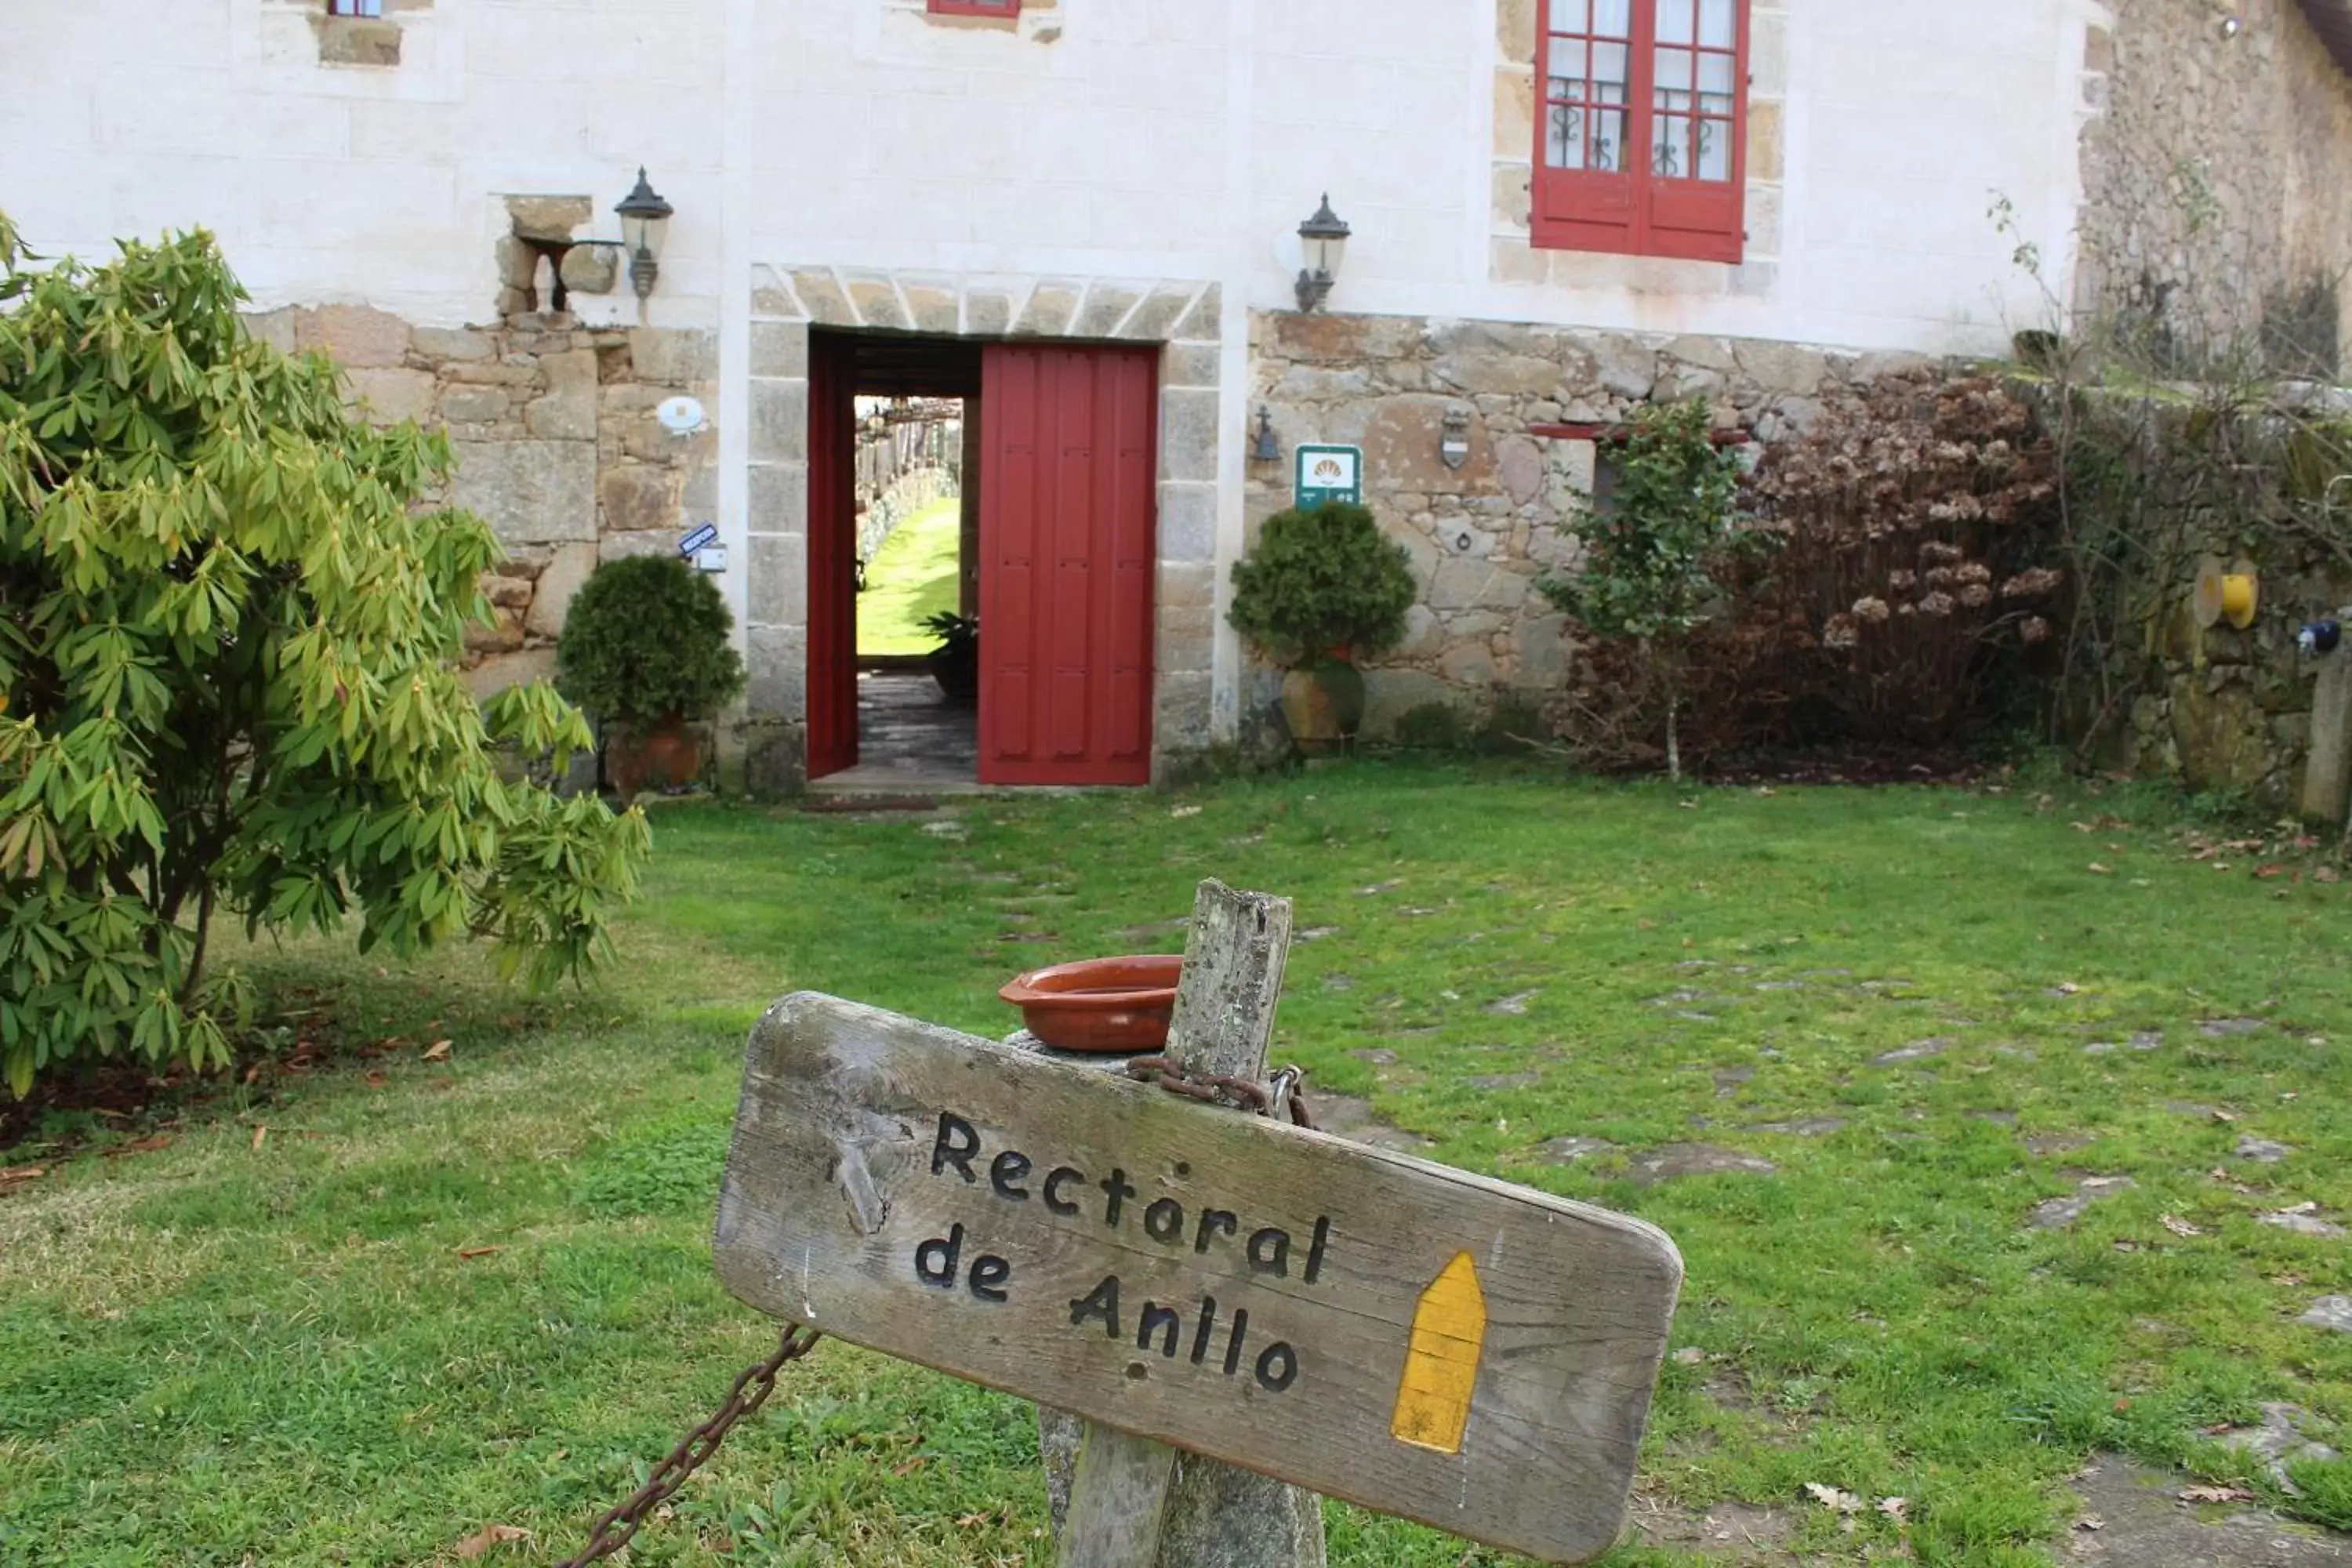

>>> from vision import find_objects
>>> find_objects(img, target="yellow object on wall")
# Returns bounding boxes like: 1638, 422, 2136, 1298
2193, 558, 2261, 631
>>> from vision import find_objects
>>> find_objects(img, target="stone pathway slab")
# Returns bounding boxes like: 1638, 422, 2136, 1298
2030, 1175, 2136, 1230
2300, 1296, 2352, 1334
1628, 1144, 1777, 1185
2064, 1455, 2350, 1565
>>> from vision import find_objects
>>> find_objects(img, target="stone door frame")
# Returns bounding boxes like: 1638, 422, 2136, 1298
737, 264, 1223, 793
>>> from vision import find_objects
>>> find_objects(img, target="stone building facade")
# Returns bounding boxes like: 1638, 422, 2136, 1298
2076, 0, 2352, 373
244, 303, 720, 704
10, 0, 2351, 790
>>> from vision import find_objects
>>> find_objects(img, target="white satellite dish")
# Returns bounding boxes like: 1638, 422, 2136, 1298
656, 395, 709, 435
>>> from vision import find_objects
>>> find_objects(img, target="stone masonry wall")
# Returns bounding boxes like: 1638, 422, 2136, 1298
1246, 310, 1924, 739
244, 303, 718, 703
2076, 0, 2352, 372
2080, 391, 2352, 810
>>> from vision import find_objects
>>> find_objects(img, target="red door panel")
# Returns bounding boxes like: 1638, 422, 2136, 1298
806, 332, 858, 781
978, 344, 1156, 786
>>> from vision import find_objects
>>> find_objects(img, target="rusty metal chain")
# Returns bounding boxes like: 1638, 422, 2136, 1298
557, 1054, 1309, 1563
1127, 1056, 1317, 1130
554, 1324, 822, 1567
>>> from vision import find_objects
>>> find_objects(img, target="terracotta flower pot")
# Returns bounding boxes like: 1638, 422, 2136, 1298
608, 714, 702, 797
1000, 955, 1182, 1054
929, 644, 980, 703
1279, 659, 1367, 757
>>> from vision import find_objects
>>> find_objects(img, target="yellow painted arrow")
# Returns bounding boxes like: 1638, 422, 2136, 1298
1391, 1250, 1487, 1454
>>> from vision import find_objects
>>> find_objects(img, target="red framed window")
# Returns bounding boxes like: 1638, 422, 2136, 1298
927, 0, 1019, 15
1534, 0, 1748, 263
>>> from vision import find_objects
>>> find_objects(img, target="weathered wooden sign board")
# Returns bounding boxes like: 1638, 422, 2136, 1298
713, 993, 1684, 1565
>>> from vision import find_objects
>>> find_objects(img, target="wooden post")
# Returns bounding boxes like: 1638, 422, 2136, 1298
1047, 879, 1329, 1568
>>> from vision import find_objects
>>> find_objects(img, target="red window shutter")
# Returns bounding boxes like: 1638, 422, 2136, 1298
1533, 0, 1643, 256
1642, 0, 1748, 263
1531, 0, 1748, 265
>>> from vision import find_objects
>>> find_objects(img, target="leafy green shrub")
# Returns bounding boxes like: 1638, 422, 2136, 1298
0, 216, 652, 1096
1227, 502, 1415, 666
555, 555, 746, 736
1539, 399, 1748, 779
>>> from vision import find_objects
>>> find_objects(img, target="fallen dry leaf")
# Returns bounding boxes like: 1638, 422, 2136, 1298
2179, 1485, 2256, 1504
2212, 1109, 2238, 1123
891, 1455, 927, 1477
1672, 1346, 1708, 1365
2255, 864, 2290, 880
2075, 1516, 2105, 1532
1168, 804, 1203, 819
2160, 1214, 2202, 1236
456, 1247, 499, 1261
955, 1512, 994, 1529
453, 1523, 532, 1559
0, 1164, 47, 1186
2314, 866, 2341, 884
423, 1039, 452, 1062
2087, 864, 2113, 876
250, 1125, 267, 1152
100, 1135, 172, 1158
365, 1070, 388, 1089
1804, 1483, 1866, 1514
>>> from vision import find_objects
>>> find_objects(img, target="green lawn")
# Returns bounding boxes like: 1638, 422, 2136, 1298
858, 499, 962, 657
2, 765, 2349, 1566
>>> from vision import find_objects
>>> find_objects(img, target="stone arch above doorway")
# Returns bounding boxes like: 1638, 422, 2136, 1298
737, 263, 1225, 795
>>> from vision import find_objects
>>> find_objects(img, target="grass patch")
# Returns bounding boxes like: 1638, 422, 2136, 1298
2, 764, 2348, 1565
857, 498, 961, 657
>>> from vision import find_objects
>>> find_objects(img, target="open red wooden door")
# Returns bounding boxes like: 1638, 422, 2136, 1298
806, 332, 858, 781
978, 344, 1157, 786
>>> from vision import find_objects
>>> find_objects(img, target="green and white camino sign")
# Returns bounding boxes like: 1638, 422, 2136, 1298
1293, 444, 1363, 510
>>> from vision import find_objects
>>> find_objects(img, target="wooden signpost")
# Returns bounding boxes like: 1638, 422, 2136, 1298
713, 884, 1682, 1566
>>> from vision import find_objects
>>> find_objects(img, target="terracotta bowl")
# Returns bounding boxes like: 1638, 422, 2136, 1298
1000, 955, 1182, 1054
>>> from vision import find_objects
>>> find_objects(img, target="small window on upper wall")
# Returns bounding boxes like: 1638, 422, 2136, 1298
1534, 0, 1748, 264
327, 0, 384, 14
928, 0, 1019, 16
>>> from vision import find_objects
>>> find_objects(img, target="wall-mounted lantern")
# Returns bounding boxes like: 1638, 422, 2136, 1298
1294, 194, 1350, 314
615, 168, 674, 301
1440, 409, 1472, 470
1250, 406, 1283, 463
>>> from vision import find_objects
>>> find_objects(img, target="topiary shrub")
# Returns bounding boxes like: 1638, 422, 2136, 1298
0, 216, 652, 1096
1227, 502, 1416, 667
555, 555, 747, 737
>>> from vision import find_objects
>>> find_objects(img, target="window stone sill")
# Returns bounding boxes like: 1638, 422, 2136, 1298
311, 14, 401, 67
